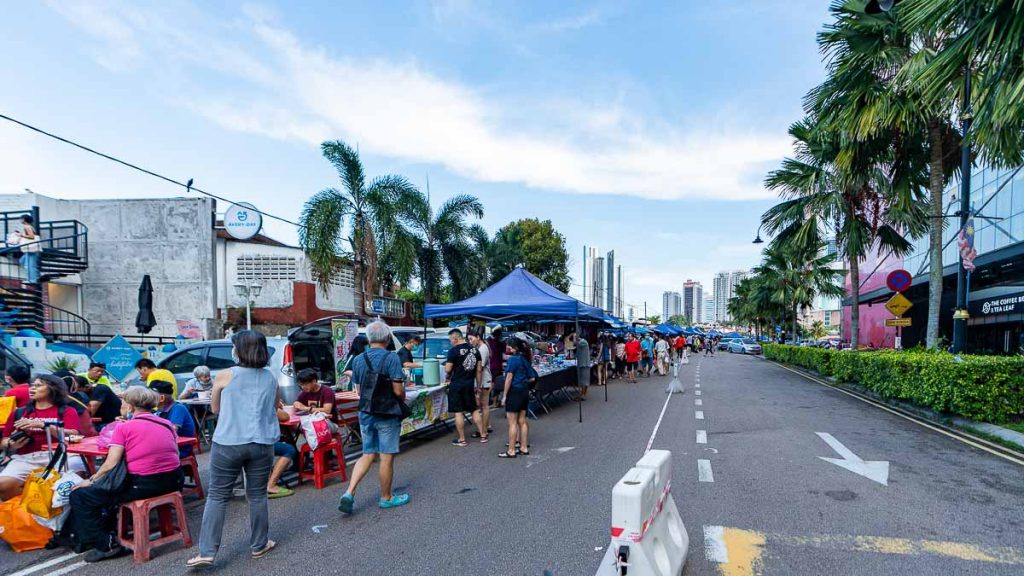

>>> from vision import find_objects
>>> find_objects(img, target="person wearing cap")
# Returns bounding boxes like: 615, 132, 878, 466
151, 379, 195, 457
79, 361, 111, 387
77, 369, 122, 430
146, 368, 179, 398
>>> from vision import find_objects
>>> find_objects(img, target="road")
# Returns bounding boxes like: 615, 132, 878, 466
4, 352, 1024, 575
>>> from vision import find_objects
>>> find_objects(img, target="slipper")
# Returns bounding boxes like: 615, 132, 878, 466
268, 487, 294, 499
186, 556, 215, 568
451, 439, 468, 447
338, 492, 354, 514
518, 449, 531, 456
252, 540, 276, 559
498, 451, 517, 458
379, 494, 410, 509
471, 431, 482, 438
480, 435, 489, 443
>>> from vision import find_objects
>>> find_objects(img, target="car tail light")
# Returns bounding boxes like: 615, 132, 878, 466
281, 342, 295, 377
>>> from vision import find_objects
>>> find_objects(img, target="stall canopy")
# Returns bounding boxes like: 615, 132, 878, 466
653, 323, 681, 335
603, 313, 628, 329
423, 267, 604, 321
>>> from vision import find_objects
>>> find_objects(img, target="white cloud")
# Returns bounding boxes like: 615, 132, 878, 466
48, 1, 789, 202
537, 8, 606, 33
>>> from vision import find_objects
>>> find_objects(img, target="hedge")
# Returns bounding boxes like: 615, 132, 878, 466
763, 344, 1024, 424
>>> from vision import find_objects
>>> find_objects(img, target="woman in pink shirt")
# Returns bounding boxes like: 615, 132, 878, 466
69, 387, 183, 563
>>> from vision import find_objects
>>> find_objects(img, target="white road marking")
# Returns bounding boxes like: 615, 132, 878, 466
42, 562, 87, 576
645, 389, 675, 453
816, 432, 890, 485
312, 525, 328, 533
696, 430, 707, 444
695, 410, 704, 420
698, 459, 715, 482
695, 390, 701, 396
9, 555, 82, 576
703, 525, 728, 563
695, 399, 703, 406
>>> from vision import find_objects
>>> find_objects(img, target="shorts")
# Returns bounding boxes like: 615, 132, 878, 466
0, 451, 86, 481
448, 384, 477, 413
626, 361, 639, 371
358, 412, 401, 455
641, 357, 653, 368
273, 442, 297, 461
504, 387, 529, 413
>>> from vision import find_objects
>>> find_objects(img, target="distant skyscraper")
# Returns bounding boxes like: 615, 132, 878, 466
616, 265, 624, 318
714, 270, 748, 323
606, 250, 615, 313
682, 279, 703, 324
662, 291, 682, 321
703, 298, 717, 325
589, 248, 605, 308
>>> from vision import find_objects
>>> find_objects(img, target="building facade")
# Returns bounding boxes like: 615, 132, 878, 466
605, 250, 615, 313
702, 297, 717, 325
662, 291, 682, 322
713, 270, 747, 324
682, 279, 702, 324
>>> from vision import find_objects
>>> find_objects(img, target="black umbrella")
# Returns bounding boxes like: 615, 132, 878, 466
135, 274, 157, 334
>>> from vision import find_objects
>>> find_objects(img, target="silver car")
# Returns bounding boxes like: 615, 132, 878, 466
727, 338, 763, 355
157, 336, 301, 402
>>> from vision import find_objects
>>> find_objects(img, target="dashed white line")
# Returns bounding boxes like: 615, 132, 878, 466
695, 390, 701, 396
9, 554, 83, 576
698, 459, 715, 482
695, 399, 703, 406
695, 410, 704, 420
696, 430, 707, 444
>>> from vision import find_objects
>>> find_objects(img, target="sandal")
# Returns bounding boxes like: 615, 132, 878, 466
498, 451, 517, 458
480, 435, 489, 443
451, 439, 468, 447
186, 555, 215, 568
518, 449, 531, 456
252, 540, 276, 559
268, 487, 294, 499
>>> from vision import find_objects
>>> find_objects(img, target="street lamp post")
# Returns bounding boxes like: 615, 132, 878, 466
234, 279, 263, 331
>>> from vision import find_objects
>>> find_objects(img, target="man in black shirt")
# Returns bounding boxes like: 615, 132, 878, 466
397, 335, 422, 370
445, 329, 483, 447
79, 376, 122, 429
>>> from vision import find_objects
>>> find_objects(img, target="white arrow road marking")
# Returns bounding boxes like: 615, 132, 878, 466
815, 432, 889, 486
696, 430, 707, 444
312, 525, 329, 533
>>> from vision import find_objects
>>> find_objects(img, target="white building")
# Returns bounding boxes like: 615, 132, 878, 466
703, 298, 717, 325
714, 270, 747, 323
682, 279, 702, 323
662, 291, 681, 322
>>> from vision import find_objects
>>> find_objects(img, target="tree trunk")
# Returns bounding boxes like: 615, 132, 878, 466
850, 255, 860, 349
926, 118, 945, 348
793, 304, 799, 344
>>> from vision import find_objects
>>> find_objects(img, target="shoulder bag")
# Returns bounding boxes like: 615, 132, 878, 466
92, 416, 176, 492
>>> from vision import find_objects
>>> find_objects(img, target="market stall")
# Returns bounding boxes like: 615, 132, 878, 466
335, 387, 449, 437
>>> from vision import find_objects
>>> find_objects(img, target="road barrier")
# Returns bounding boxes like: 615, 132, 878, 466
666, 359, 684, 394
595, 450, 689, 575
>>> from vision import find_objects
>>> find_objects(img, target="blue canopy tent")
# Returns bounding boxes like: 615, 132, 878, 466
603, 313, 628, 329
628, 325, 649, 334
723, 331, 743, 339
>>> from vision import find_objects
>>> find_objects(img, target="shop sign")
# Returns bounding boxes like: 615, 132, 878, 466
92, 334, 144, 381
175, 319, 202, 340
973, 291, 1024, 316
224, 202, 263, 240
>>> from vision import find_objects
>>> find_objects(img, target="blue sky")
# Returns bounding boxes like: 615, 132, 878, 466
0, 0, 830, 315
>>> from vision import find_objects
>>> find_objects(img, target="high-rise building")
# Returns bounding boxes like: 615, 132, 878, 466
615, 265, 624, 318
606, 250, 615, 313
589, 247, 605, 309
662, 291, 682, 322
714, 270, 748, 323
703, 298, 717, 325
682, 280, 703, 324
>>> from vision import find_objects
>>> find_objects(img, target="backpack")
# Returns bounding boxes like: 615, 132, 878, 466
356, 352, 411, 419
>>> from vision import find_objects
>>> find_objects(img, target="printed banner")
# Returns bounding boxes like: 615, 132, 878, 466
401, 386, 449, 435
175, 319, 203, 340
332, 319, 359, 390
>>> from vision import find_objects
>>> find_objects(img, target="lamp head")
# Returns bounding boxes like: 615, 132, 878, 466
752, 235, 764, 245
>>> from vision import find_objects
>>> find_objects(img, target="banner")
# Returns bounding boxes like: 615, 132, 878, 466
175, 320, 202, 340
331, 319, 358, 390
401, 386, 449, 435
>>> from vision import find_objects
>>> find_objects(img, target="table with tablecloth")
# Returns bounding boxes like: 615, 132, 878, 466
335, 385, 449, 437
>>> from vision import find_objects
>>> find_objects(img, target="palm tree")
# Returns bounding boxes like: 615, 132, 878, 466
754, 242, 845, 342
299, 141, 420, 313
810, 320, 828, 340
762, 116, 922, 348
399, 191, 484, 305
810, 0, 961, 348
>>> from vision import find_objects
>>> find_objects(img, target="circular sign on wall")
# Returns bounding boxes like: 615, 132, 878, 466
224, 202, 263, 240
886, 269, 912, 293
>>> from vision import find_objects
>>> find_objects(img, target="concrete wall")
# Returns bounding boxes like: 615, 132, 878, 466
0, 192, 218, 339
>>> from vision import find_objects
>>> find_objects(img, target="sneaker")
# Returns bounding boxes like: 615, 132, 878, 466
379, 494, 410, 509
338, 492, 354, 514
85, 544, 124, 563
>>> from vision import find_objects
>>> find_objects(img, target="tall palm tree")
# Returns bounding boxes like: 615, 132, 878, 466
811, 0, 961, 348
400, 191, 484, 305
754, 242, 845, 342
762, 117, 922, 348
299, 141, 420, 313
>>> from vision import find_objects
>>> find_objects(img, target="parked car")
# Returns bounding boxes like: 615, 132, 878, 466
717, 338, 738, 351
409, 333, 454, 360
727, 338, 763, 355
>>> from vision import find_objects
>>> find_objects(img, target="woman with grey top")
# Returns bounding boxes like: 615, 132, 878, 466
188, 330, 280, 568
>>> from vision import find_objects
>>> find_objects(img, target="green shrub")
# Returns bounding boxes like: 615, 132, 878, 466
763, 344, 1024, 423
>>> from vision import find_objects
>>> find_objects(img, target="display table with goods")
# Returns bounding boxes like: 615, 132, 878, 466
335, 385, 449, 437
532, 356, 578, 411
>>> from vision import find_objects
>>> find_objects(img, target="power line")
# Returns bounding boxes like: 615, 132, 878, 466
0, 112, 303, 228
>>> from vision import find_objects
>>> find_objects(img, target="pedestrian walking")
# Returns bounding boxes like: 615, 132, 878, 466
189, 330, 279, 569
640, 334, 654, 377
576, 335, 590, 400
498, 334, 534, 458
445, 328, 484, 447
338, 320, 411, 513
614, 337, 626, 379
468, 329, 493, 442
624, 334, 641, 383
595, 334, 609, 386
655, 336, 669, 375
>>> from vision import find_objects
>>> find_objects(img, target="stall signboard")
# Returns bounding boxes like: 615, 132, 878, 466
91, 334, 144, 381
224, 202, 263, 240
970, 290, 1024, 317
332, 318, 358, 389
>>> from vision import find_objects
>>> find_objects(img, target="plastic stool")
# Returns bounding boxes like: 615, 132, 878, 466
297, 435, 347, 489
180, 455, 205, 499
117, 492, 193, 564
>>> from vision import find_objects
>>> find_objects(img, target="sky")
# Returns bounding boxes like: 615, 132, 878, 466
0, 0, 831, 318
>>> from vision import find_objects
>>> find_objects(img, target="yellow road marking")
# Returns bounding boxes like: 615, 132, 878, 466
706, 525, 1024, 575
766, 360, 1024, 467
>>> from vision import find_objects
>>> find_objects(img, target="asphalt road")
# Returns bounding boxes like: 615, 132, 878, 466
4, 352, 1024, 575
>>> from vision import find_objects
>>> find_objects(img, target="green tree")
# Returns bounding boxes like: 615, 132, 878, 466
489, 218, 571, 292
299, 141, 419, 312
667, 314, 690, 327
399, 191, 484, 305
810, 320, 828, 340
645, 315, 661, 325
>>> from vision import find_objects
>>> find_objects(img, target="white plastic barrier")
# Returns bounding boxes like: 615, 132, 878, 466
595, 450, 689, 576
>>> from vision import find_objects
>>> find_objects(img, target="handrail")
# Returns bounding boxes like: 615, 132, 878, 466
42, 301, 92, 342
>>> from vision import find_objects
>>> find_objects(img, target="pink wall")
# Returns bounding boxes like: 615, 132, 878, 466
841, 242, 905, 348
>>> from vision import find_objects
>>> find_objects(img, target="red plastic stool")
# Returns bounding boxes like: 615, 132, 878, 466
297, 435, 348, 489
180, 455, 205, 499
117, 492, 193, 564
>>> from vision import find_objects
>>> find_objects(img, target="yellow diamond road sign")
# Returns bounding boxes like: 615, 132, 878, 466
885, 293, 913, 317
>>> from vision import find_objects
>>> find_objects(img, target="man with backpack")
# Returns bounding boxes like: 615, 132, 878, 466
338, 321, 410, 514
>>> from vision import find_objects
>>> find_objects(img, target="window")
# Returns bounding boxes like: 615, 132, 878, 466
236, 255, 298, 280
164, 348, 203, 374
205, 346, 235, 370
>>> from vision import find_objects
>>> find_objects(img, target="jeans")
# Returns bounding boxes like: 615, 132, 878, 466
69, 468, 184, 551
19, 252, 39, 283
198, 442, 274, 557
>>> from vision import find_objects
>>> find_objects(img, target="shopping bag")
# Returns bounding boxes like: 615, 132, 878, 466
51, 470, 83, 509
0, 396, 15, 426
300, 412, 333, 451
0, 496, 53, 553
32, 508, 69, 532
21, 469, 62, 519
95, 420, 122, 449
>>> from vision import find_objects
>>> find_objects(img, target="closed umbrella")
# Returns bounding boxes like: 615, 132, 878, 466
135, 275, 157, 334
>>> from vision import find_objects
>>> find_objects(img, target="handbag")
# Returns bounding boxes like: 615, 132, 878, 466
0, 496, 53, 553
299, 412, 334, 451
91, 458, 127, 492
20, 445, 66, 519
362, 353, 412, 420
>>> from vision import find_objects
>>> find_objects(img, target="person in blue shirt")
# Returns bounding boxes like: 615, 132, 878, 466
640, 335, 654, 378
498, 333, 535, 459
150, 379, 196, 457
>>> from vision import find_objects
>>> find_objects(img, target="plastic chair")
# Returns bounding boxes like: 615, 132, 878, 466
117, 492, 193, 564
179, 455, 204, 499
296, 434, 347, 489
